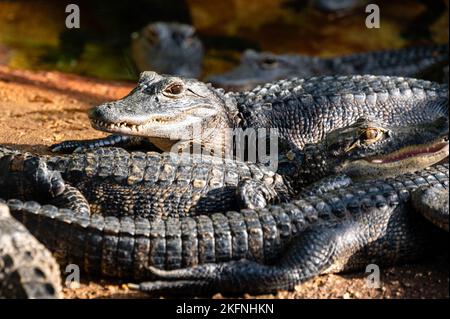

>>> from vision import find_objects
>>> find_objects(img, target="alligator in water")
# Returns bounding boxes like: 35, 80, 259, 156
129, 21, 447, 88
207, 44, 449, 91
131, 22, 204, 78
50, 73, 448, 156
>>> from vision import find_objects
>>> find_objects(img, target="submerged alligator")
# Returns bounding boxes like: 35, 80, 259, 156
208, 44, 449, 91
129, 21, 448, 90
50, 73, 448, 157
0, 117, 448, 297
131, 22, 204, 78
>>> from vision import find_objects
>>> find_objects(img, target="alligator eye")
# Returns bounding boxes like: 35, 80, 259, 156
362, 128, 382, 141
163, 83, 184, 96
345, 127, 384, 152
260, 58, 278, 69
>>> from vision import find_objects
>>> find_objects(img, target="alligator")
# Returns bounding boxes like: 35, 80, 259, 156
1, 162, 447, 295
50, 74, 448, 157
131, 163, 449, 296
0, 203, 61, 298
128, 21, 447, 87
0, 116, 448, 296
4, 116, 449, 219
130, 22, 204, 78
207, 44, 449, 91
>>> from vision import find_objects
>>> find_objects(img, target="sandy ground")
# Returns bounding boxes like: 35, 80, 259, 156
0, 66, 448, 299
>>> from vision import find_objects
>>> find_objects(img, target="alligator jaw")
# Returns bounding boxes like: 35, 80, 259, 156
338, 138, 449, 180
365, 140, 449, 165
90, 105, 217, 139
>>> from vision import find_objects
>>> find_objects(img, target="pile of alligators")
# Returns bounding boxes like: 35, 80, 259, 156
0, 43, 449, 298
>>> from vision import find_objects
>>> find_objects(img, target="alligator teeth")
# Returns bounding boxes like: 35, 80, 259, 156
93, 119, 148, 132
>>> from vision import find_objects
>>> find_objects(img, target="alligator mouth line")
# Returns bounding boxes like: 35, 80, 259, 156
91, 117, 175, 132
363, 139, 449, 165
90, 105, 214, 132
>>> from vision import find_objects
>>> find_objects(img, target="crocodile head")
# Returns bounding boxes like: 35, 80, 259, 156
288, 117, 449, 185
131, 22, 203, 78
326, 116, 449, 180
207, 50, 321, 91
89, 71, 235, 151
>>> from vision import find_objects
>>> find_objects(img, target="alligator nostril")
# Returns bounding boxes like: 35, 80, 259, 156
88, 107, 104, 119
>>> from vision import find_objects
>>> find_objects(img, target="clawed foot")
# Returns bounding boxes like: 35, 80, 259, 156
237, 178, 278, 209
49, 185, 90, 215
50, 140, 90, 153
24, 157, 65, 197
50, 135, 133, 153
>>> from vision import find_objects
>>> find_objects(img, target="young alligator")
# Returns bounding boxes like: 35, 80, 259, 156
131, 22, 204, 78
2, 164, 448, 294
207, 44, 449, 91
50, 74, 448, 156
131, 163, 449, 296
4, 117, 449, 218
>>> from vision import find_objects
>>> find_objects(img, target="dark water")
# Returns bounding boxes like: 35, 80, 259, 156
0, 0, 448, 81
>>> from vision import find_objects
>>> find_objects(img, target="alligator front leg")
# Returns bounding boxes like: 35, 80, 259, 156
23, 156, 65, 198
49, 185, 90, 215
237, 178, 280, 209
22, 157, 90, 214
50, 135, 153, 153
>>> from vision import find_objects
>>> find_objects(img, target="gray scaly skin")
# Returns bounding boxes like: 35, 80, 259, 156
0, 119, 447, 286
131, 22, 204, 78
0, 203, 62, 298
1, 164, 448, 292
1, 119, 448, 296
0, 146, 290, 217
6, 117, 450, 218
207, 44, 449, 91
50, 74, 448, 156
411, 185, 449, 232
133, 164, 449, 296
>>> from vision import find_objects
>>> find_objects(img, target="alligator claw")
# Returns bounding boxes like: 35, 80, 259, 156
237, 178, 277, 209
51, 141, 86, 153
51, 135, 139, 153
24, 157, 65, 197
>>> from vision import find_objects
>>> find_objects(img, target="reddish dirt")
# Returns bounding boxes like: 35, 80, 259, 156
0, 66, 448, 299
